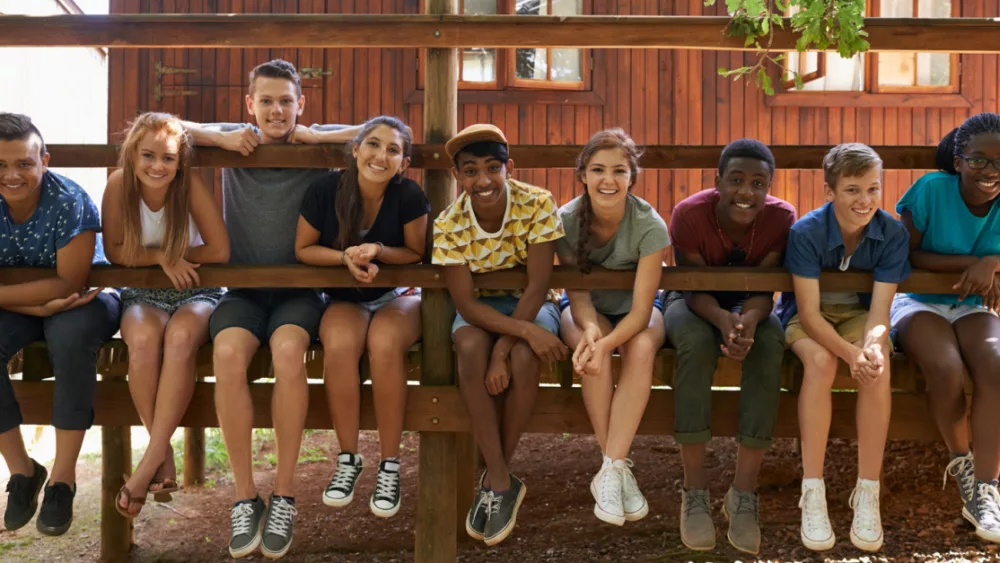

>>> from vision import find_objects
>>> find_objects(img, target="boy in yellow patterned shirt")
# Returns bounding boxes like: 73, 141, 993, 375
433, 124, 567, 546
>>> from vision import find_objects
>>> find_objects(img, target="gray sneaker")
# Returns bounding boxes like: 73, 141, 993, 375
722, 486, 761, 555
680, 488, 716, 551
944, 453, 976, 504
261, 494, 297, 559
963, 480, 1000, 544
483, 474, 527, 547
229, 495, 266, 558
465, 471, 488, 541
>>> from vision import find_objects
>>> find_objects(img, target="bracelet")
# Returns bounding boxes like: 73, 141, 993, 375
375, 241, 385, 257
340, 252, 346, 265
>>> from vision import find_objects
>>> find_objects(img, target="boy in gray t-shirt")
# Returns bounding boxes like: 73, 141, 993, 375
182, 59, 360, 559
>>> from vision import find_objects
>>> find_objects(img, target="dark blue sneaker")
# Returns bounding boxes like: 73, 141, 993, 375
3, 459, 47, 531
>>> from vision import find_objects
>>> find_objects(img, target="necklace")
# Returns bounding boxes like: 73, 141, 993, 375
714, 212, 756, 264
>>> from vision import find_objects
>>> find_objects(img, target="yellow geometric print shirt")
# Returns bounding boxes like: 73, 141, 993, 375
432, 178, 565, 299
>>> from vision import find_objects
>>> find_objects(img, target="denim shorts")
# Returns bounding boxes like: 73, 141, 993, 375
558, 291, 665, 327
451, 294, 561, 337
328, 287, 420, 314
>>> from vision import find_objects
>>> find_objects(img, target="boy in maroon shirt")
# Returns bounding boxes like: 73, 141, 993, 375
663, 139, 796, 555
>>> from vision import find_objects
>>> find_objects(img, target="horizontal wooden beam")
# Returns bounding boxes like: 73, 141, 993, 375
11, 380, 940, 440
45, 144, 937, 170
0, 264, 964, 293
1, 15, 999, 52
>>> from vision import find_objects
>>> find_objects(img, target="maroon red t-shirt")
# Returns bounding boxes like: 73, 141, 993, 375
669, 188, 796, 310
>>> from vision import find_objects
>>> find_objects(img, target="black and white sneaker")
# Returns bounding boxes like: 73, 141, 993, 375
323, 453, 364, 507
483, 474, 527, 547
229, 495, 266, 558
261, 494, 297, 559
370, 458, 402, 518
465, 471, 489, 541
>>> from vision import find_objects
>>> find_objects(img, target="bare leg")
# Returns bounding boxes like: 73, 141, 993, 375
856, 336, 891, 481
559, 308, 614, 453
319, 303, 370, 455
955, 313, 1000, 481
270, 325, 311, 497
454, 327, 508, 490
213, 328, 261, 501
367, 296, 422, 459
500, 341, 541, 469
791, 338, 838, 479
605, 312, 663, 460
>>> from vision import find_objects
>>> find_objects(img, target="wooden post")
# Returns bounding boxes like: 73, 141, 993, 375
100, 373, 133, 562
183, 374, 206, 488
415, 0, 458, 560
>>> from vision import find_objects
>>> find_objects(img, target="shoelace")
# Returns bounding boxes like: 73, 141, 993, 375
231, 502, 256, 536
976, 483, 1000, 529
731, 490, 759, 520
43, 484, 73, 512
849, 482, 880, 535
597, 466, 623, 508
327, 461, 360, 493
484, 491, 502, 521
798, 486, 831, 536
621, 459, 641, 499
472, 489, 490, 521
683, 490, 711, 517
374, 468, 400, 501
265, 498, 298, 539
944, 454, 976, 498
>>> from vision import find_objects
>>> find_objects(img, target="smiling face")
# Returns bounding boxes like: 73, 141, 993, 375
714, 157, 772, 226
956, 131, 1000, 205
826, 165, 882, 233
452, 152, 512, 221
582, 148, 632, 214
0, 134, 48, 210
352, 124, 410, 186
245, 76, 305, 143
134, 130, 181, 190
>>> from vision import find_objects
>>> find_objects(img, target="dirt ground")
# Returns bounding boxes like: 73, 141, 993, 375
2, 431, 1000, 563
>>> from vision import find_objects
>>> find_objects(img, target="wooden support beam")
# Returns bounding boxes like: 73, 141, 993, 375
43, 143, 938, 170
417, 1, 460, 560
2, 15, 1000, 52
0, 265, 967, 293
10, 381, 942, 440
99, 371, 133, 562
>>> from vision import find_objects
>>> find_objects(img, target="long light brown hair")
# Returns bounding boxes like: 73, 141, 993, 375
117, 112, 193, 266
574, 128, 642, 273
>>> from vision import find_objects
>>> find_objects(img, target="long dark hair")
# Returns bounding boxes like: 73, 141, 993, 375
937, 112, 1000, 175
334, 115, 413, 249
574, 128, 642, 274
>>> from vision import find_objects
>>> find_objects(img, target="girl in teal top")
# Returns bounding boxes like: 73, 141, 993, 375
891, 112, 1000, 545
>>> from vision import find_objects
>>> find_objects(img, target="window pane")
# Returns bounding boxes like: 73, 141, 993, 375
516, 48, 548, 80
796, 53, 864, 91
552, 0, 580, 16
516, 0, 545, 15
878, 52, 917, 87
463, 0, 496, 14
880, 0, 913, 17
551, 48, 582, 81
462, 49, 496, 82
918, 0, 950, 17
917, 52, 950, 86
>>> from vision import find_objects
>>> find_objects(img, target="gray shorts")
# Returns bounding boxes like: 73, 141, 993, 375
451, 294, 561, 337
209, 288, 326, 343
122, 287, 223, 315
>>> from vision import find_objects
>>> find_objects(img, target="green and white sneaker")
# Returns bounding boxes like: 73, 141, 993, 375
228, 495, 266, 558
261, 494, 297, 559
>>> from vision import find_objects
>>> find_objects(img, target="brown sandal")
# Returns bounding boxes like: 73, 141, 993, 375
149, 477, 180, 502
115, 485, 146, 519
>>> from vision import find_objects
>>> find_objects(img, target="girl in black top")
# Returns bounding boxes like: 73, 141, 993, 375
295, 115, 429, 518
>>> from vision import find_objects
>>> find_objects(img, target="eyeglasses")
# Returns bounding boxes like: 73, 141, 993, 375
958, 155, 1000, 171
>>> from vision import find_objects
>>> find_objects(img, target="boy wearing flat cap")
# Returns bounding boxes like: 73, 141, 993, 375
432, 124, 568, 546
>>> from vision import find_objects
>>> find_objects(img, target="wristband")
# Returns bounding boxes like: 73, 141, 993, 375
375, 242, 385, 257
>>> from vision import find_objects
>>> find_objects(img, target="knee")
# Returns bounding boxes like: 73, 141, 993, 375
163, 325, 201, 358
454, 329, 489, 362
509, 342, 540, 383
624, 332, 662, 363
752, 317, 785, 352
366, 330, 406, 361
213, 341, 253, 380
671, 320, 715, 355
126, 327, 164, 362
270, 337, 307, 374
801, 347, 838, 386
921, 354, 967, 394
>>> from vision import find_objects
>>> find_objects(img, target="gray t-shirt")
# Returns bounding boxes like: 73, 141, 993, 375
556, 194, 670, 315
210, 123, 347, 265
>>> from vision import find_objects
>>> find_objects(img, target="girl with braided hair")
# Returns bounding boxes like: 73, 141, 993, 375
555, 128, 669, 526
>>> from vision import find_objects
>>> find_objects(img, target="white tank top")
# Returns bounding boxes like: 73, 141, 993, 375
139, 199, 203, 248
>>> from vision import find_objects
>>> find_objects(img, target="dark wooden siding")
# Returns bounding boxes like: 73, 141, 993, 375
109, 0, 1000, 221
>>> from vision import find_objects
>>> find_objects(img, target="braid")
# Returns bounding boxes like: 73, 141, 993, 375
575, 191, 594, 274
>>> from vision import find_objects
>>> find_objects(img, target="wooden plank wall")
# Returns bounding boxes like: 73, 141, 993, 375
108, 0, 1000, 222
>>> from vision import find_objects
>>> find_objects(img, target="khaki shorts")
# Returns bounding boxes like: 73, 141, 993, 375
785, 303, 869, 346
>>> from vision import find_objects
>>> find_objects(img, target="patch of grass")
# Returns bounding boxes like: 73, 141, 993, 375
0, 538, 35, 556
205, 428, 230, 472
298, 446, 328, 463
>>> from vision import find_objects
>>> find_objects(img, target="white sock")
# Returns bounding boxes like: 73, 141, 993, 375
802, 477, 824, 491
858, 478, 879, 489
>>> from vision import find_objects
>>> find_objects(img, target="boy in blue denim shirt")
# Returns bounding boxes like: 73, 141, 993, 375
777, 143, 910, 553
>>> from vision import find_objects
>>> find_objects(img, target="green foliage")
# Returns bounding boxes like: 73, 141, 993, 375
705, 0, 870, 94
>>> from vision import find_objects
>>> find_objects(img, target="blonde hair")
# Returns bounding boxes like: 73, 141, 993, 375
117, 112, 193, 266
823, 143, 882, 190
